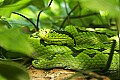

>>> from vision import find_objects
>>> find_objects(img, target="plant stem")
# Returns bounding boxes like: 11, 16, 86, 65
115, 16, 120, 51
60, 3, 79, 29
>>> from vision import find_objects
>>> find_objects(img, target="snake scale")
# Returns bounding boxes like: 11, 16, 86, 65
28, 25, 119, 71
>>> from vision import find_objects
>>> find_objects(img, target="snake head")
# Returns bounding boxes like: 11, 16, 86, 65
38, 29, 57, 40
30, 29, 53, 39
31, 28, 75, 46
39, 29, 51, 39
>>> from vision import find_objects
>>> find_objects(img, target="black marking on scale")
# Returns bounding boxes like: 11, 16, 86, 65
40, 39, 47, 46
71, 48, 85, 57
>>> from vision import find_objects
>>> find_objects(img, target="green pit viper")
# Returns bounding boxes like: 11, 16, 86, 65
28, 25, 119, 71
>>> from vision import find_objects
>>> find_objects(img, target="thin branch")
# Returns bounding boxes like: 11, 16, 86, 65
60, 3, 79, 29
96, 14, 105, 25
12, 0, 53, 31
48, 0, 53, 7
69, 13, 99, 19
115, 18, 120, 52
63, 0, 71, 24
102, 40, 116, 72
64, 0, 69, 15
12, 12, 37, 30
36, 10, 43, 31
55, 13, 100, 20
36, 0, 53, 31
77, 1, 87, 27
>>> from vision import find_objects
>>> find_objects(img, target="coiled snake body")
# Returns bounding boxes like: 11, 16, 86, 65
29, 25, 119, 71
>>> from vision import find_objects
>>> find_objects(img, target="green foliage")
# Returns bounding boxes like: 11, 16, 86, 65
5, 0, 119, 29
79, 0, 120, 17
0, 0, 119, 79
30, 0, 45, 9
0, 0, 31, 17
0, 61, 30, 80
0, 27, 34, 55
0, 75, 6, 80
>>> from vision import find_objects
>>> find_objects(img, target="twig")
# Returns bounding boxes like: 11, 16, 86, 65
12, 12, 37, 29
60, 3, 79, 29
102, 40, 116, 72
12, 0, 53, 31
63, 0, 71, 24
36, 0, 53, 31
69, 13, 99, 19
77, 2, 87, 27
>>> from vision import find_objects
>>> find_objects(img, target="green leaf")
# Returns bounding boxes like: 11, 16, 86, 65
0, 0, 31, 17
0, 74, 7, 80
0, 18, 11, 28
0, 61, 30, 80
0, 27, 34, 56
30, 0, 45, 9
0, 0, 4, 4
79, 0, 120, 17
